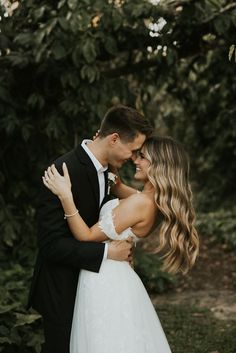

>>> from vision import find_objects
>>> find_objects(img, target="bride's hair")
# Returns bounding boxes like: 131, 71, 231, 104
143, 136, 199, 274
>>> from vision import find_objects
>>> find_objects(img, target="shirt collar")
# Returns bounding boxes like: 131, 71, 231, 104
81, 139, 107, 173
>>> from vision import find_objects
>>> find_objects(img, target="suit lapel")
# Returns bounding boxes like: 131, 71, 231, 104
86, 166, 100, 207
75, 145, 100, 207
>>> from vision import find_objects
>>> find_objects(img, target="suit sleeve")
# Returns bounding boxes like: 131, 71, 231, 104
36, 181, 105, 273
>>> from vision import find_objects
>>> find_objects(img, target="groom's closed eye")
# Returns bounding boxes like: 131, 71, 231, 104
131, 149, 140, 159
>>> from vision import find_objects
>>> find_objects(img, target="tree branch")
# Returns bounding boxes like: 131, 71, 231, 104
202, 2, 236, 24
101, 57, 164, 77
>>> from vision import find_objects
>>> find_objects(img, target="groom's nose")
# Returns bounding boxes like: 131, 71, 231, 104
130, 151, 138, 162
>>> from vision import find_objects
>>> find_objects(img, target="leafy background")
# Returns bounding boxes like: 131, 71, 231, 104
0, 0, 236, 351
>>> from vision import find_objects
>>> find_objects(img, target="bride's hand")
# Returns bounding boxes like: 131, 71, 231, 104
42, 163, 72, 199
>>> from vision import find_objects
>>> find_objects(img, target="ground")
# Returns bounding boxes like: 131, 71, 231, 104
139, 235, 236, 353
153, 236, 236, 321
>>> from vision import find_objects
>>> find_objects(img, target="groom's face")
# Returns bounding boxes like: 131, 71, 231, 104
108, 133, 146, 168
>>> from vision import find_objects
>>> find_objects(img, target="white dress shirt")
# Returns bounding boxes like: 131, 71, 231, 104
81, 139, 108, 259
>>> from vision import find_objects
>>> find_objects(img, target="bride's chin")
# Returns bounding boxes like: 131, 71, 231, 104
134, 173, 143, 181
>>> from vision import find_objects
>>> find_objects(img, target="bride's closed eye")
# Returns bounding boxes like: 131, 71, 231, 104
136, 151, 148, 160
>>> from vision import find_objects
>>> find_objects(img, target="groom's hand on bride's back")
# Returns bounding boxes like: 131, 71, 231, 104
107, 240, 133, 262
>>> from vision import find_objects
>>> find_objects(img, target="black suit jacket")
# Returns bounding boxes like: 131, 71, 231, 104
28, 145, 107, 325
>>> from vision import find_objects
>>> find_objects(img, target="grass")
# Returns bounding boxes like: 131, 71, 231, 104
156, 303, 236, 353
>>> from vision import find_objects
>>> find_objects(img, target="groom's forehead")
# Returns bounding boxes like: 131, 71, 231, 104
130, 133, 146, 148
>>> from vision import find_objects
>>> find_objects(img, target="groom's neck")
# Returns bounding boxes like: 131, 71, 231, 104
87, 139, 108, 167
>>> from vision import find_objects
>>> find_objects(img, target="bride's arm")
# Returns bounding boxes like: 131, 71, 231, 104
112, 179, 140, 199
43, 164, 146, 242
108, 166, 140, 199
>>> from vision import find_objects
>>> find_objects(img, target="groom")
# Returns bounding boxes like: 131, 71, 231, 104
28, 105, 153, 353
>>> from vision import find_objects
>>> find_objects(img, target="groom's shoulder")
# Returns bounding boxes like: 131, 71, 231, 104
53, 145, 91, 177
53, 145, 84, 165
53, 147, 77, 164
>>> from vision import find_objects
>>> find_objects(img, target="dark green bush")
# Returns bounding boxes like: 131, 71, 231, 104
135, 248, 176, 293
0, 264, 43, 353
196, 208, 236, 248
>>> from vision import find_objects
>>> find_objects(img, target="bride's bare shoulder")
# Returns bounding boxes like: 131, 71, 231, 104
121, 192, 154, 210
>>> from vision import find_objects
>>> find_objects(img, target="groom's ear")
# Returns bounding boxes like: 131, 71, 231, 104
109, 133, 119, 145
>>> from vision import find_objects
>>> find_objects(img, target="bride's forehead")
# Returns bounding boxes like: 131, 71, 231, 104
140, 146, 147, 154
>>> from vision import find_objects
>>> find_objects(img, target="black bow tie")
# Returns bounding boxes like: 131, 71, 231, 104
104, 170, 108, 195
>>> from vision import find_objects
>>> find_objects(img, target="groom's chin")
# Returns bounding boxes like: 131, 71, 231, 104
115, 161, 125, 168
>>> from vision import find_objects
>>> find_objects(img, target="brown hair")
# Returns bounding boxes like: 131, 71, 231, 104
99, 105, 153, 142
144, 136, 199, 274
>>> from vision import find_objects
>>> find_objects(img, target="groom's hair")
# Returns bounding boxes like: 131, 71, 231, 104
99, 105, 153, 142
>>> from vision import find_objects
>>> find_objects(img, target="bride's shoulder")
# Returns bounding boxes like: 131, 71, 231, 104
124, 193, 154, 210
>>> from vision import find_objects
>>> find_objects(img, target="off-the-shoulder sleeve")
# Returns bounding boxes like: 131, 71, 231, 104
98, 209, 134, 241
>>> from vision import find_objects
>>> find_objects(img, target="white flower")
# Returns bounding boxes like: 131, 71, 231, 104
108, 172, 117, 183
107, 172, 117, 194
148, 17, 167, 38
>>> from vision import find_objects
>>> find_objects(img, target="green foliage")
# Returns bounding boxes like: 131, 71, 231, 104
155, 52, 236, 211
0, 263, 43, 353
0, 0, 235, 351
135, 248, 176, 293
229, 44, 236, 62
196, 208, 236, 248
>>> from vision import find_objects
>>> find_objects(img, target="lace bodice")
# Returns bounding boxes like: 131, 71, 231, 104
98, 198, 139, 242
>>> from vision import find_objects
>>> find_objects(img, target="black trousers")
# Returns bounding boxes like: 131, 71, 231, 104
41, 318, 72, 353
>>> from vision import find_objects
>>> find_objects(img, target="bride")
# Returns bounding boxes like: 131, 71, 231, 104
43, 135, 199, 353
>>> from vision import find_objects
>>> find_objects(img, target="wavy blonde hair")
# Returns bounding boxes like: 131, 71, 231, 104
143, 136, 199, 274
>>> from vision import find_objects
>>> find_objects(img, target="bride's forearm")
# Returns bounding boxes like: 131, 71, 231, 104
59, 195, 77, 217
59, 195, 90, 240
107, 167, 137, 199
59, 195, 107, 242
112, 182, 138, 199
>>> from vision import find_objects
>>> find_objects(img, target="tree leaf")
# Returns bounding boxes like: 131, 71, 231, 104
52, 42, 67, 59
14, 313, 42, 327
58, 17, 69, 31
58, 0, 66, 10
72, 45, 81, 67
228, 45, 235, 62
0, 337, 11, 344
104, 36, 118, 55
14, 33, 32, 46
34, 29, 46, 45
80, 65, 98, 83
68, 0, 77, 10
0, 303, 19, 314
82, 39, 97, 63
45, 18, 57, 36
33, 6, 46, 20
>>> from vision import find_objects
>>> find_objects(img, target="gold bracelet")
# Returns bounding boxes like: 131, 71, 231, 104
64, 210, 79, 219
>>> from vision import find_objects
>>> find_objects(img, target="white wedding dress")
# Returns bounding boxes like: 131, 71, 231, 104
70, 199, 172, 353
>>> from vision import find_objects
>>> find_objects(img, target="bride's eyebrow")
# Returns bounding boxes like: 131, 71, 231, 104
137, 150, 144, 156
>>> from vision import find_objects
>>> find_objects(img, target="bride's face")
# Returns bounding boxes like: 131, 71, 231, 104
133, 149, 150, 182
